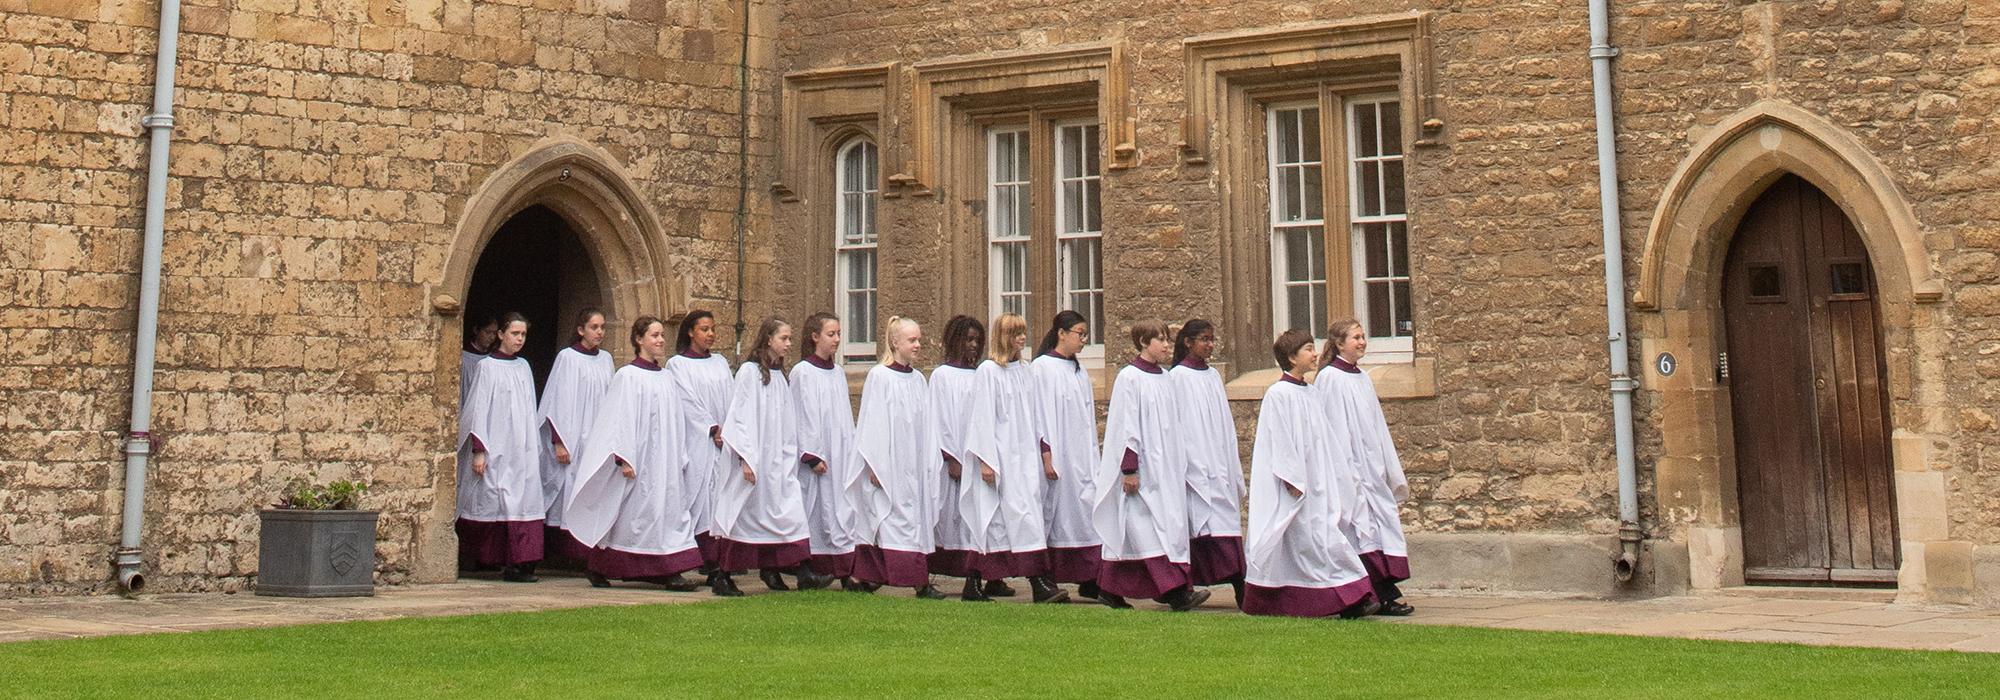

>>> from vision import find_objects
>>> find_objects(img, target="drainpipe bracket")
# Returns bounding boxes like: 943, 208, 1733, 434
1609, 376, 1638, 393
1588, 45, 1621, 60
141, 114, 175, 130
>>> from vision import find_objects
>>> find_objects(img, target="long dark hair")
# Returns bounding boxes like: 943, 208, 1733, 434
941, 315, 984, 368
675, 309, 715, 355
748, 316, 789, 385
1171, 318, 1215, 367
801, 312, 839, 364
1034, 309, 1088, 359
565, 307, 605, 347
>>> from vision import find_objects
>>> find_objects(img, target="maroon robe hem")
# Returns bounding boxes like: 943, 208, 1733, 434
966, 549, 1047, 579
1359, 551, 1411, 582
456, 518, 544, 567
1097, 555, 1191, 600
1188, 535, 1246, 585
588, 546, 704, 580
1045, 545, 1102, 583
809, 551, 857, 577
1241, 577, 1375, 618
928, 548, 972, 577
715, 538, 811, 571
854, 545, 931, 587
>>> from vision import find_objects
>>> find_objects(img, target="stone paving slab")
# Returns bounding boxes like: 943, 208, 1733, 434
0, 576, 1996, 655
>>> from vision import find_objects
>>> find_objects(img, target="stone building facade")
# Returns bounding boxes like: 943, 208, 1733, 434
4, 0, 1997, 603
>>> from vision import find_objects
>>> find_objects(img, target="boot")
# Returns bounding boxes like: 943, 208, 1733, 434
842, 577, 878, 593
760, 569, 791, 591
1338, 598, 1382, 619
710, 573, 746, 597
1076, 580, 1102, 602
501, 565, 539, 583
1029, 577, 1071, 604
1164, 586, 1212, 612
1376, 601, 1415, 616
1097, 592, 1133, 609
795, 566, 833, 590
915, 584, 949, 600
982, 578, 1017, 597
961, 575, 994, 602
1230, 578, 1246, 609
659, 573, 699, 592
585, 571, 611, 588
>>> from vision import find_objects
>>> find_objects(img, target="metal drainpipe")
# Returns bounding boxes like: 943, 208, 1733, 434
1587, 0, 1643, 583
731, 0, 751, 356
117, 0, 186, 593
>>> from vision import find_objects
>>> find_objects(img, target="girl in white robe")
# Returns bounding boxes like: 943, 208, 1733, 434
564, 316, 703, 590
1030, 310, 1104, 599
966, 313, 1069, 604
456, 312, 545, 582
1244, 329, 1375, 618
1316, 318, 1414, 616
669, 310, 733, 575
845, 317, 949, 599
791, 313, 860, 585
459, 314, 498, 402
537, 308, 614, 563
1169, 319, 1247, 607
927, 315, 984, 596
713, 317, 818, 596
1091, 320, 1208, 612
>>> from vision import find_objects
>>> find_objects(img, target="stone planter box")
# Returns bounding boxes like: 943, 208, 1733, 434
255, 509, 378, 597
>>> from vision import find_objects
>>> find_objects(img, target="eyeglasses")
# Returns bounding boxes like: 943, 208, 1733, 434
1061, 327, 1086, 337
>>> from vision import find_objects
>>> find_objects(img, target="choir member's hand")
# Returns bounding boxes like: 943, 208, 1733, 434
711, 427, 724, 448
1042, 453, 1058, 481
980, 463, 996, 485
1121, 473, 1139, 495
471, 452, 488, 477
619, 460, 635, 480
869, 470, 881, 487
811, 462, 827, 476
947, 458, 962, 482
741, 463, 757, 484
554, 443, 571, 465
1285, 482, 1302, 498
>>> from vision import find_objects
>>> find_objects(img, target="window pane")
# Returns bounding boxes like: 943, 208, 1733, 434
1390, 221, 1410, 277
1367, 281, 1392, 338
1279, 167, 1303, 222
1085, 178, 1101, 233
1063, 181, 1083, 233
1307, 224, 1326, 280
1302, 164, 1323, 221
1393, 280, 1414, 336
862, 197, 877, 243
1085, 124, 1101, 175
1363, 222, 1389, 278
1277, 110, 1300, 164
1006, 243, 1028, 291
1284, 228, 1312, 282
1301, 107, 1321, 163
1287, 285, 1313, 332
1380, 102, 1403, 156
1355, 103, 1379, 158
1015, 184, 1031, 238
1359, 162, 1382, 217
1383, 160, 1406, 215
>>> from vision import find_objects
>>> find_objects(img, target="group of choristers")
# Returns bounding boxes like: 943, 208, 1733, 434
454, 307, 1413, 618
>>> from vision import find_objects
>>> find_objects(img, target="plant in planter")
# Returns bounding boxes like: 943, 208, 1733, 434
256, 477, 379, 597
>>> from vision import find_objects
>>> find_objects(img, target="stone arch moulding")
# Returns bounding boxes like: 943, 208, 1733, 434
434, 137, 684, 322
1634, 99, 1944, 311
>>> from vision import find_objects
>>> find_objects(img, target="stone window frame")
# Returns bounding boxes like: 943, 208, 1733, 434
910, 41, 1135, 379
1179, 13, 1441, 399
775, 62, 901, 366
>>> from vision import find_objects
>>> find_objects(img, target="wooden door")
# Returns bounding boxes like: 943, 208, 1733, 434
1722, 174, 1899, 585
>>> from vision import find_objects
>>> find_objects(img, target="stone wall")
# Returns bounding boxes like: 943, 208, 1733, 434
0, 0, 782, 594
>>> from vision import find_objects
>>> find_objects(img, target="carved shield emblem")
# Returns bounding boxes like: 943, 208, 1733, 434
329, 540, 357, 576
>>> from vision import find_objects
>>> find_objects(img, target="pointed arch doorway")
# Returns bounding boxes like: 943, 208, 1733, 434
1722, 174, 1897, 585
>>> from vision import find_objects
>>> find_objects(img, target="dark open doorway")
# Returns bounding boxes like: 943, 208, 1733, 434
464, 205, 606, 393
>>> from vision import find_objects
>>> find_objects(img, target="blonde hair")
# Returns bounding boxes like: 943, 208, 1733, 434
988, 313, 1028, 365
879, 315, 917, 365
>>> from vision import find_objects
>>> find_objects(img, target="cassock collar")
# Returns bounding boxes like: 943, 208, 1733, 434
1041, 350, 1078, 366
462, 341, 487, 355
887, 362, 914, 373
1279, 372, 1308, 386
944, 359, 975, 370
679, 347, 713, 360
632, 357, 663, 371
803, 353, 835, 370
1328, 356, 1363, 374
571, 342, 601, 356
490, 350, 519, 361
1130, 358, 1165, 374
1177, 356, 1210, 371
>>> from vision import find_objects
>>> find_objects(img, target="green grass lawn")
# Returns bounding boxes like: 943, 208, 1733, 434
4, 592, 1995, 699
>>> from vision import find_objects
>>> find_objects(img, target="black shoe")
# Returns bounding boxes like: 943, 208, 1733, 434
843, 578, 879, 593
961, 576, 994, 602
915, 584, 949, 600
501, 566, 539, 583
1166, 587, 1211, 612
981, 579, 1017, 597
760, 569, 791, 591
585, 572, 610, 588
1029, 577, 1071, 604
1339, 599, 1383, 619
1230, 579, 1246, 609
1077, 580, 1101, 601
710, 575, 746, 597
795, 568, 833, 590
1098, 592, 1132, 609
659, 573, 699, 592
1376, 601, 1415, 616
